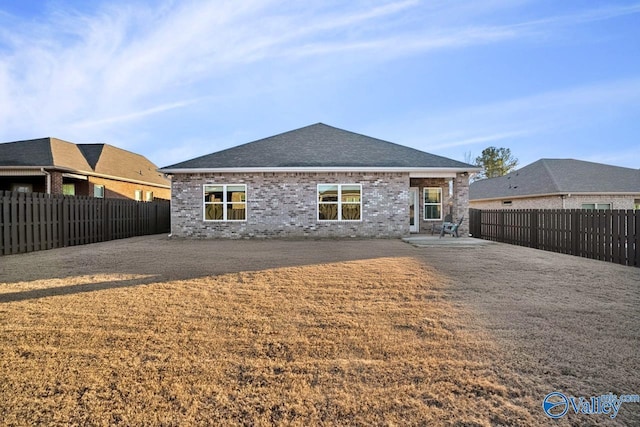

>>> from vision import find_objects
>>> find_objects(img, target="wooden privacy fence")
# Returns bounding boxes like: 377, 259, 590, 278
0, 191, 170, 255
469, 208, 639, 267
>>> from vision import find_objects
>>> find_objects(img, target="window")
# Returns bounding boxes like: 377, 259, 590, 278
62, 184, 75, 196
423, 188, 442, 220
204, 184, 246, 221
145, 191, 154, 202
11, 184, 32, 193
134, 189, 143, 201
634, 199, 640, 211
94, 185, 104, 198
581, 203, 611, 210
502, 200, 513, 206
318, 184, 361, 221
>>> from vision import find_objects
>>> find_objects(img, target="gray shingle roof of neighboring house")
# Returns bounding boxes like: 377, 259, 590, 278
0, 138, 169, 187
470, 159, 640, 200
161, 123, 477, 171
0, 137, 93, 171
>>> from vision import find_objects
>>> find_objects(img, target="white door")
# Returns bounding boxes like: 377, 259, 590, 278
409, 187, 419, 233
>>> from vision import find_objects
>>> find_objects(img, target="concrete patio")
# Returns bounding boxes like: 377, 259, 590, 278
402, 235, 494, 247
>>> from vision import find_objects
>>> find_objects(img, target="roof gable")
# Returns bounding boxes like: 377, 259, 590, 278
0, 137, 93, 171
470, 158, 640, 200
81, 144, 169, 187
1, 138, 169, 187
162, 123, 475, 170
50, 138, 93, 171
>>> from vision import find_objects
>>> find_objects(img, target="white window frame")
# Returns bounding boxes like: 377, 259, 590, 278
134, 189, 143, 201
11, 184, 32, 193
317, 184, 362, 222
581, 203, 611, 210
94, 185, 105, 198
145, 191, 154, 202
63, 183, 76, 196
203, 184, 247, 222
423, 187, 443, 221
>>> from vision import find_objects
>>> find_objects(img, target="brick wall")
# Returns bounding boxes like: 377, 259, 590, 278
171, 172, 411, 238
50, 171, 64, 194
454, 172, 471, 236
87, 176, 170, 200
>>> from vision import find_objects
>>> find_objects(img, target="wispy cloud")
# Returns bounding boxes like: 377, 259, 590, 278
0, 0, 638, 166
515, 2, 640, 28
72, 99, 200, 129
428, 130, 534, 150
0, 0, 431, 138
449, 77, 640, 125
386, 77, 640, 165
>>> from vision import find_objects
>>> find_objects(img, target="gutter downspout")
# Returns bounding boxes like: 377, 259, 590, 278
41, 168, 51, 194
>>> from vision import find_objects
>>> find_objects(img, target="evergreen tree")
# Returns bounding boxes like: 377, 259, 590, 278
474, 147, 518, 180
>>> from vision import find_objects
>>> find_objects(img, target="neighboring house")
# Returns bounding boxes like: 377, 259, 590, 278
160, 123, 479, 238
470, 158, 640, 210
0, 137, 170, 200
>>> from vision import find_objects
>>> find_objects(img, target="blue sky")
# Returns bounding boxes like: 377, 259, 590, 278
0, 0, 639, 169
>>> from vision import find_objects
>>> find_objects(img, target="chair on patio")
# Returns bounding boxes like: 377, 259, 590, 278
431, 214, 453, 235
440, 215, 464, 238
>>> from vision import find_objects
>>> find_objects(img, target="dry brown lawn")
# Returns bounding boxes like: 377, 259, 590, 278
0, 236, 638, 426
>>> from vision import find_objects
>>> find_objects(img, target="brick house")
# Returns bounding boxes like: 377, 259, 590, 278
160, 123, 478, 238
0, 137, 170, 200
470, 159, 640, 210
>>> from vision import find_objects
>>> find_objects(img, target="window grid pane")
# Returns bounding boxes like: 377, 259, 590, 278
205, 204, 224, 220
318, 185, 339, 202
342, 204, 361, 220
341, 185, 361, 203
319, 203, 339, 220
425, 205, 441, 220
424, 188, 441, 204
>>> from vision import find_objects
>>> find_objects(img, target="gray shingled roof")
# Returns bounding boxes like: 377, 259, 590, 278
0, 137, 92, 171
470, 159, 640, 200
0, 138, 54, 166
77, 144, 105, 169
161, 123, 475, 170
0, 138, 169, 187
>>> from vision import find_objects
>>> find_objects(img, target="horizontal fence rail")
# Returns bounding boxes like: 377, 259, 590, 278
0, 191, 170, 256
469, 208, 639, 267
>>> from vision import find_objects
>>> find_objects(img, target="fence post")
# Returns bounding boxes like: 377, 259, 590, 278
570, 210, 580, 256
621, 210, 631, 266
530, 210, 538, 249
635, 209, 640, 267
61, 196, 69, 247
2, 192, 12, 255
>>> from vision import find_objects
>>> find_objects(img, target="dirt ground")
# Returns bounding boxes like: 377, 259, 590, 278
0, 235, 638, 425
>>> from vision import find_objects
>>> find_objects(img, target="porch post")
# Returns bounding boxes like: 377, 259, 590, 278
453, 172, 471, 236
